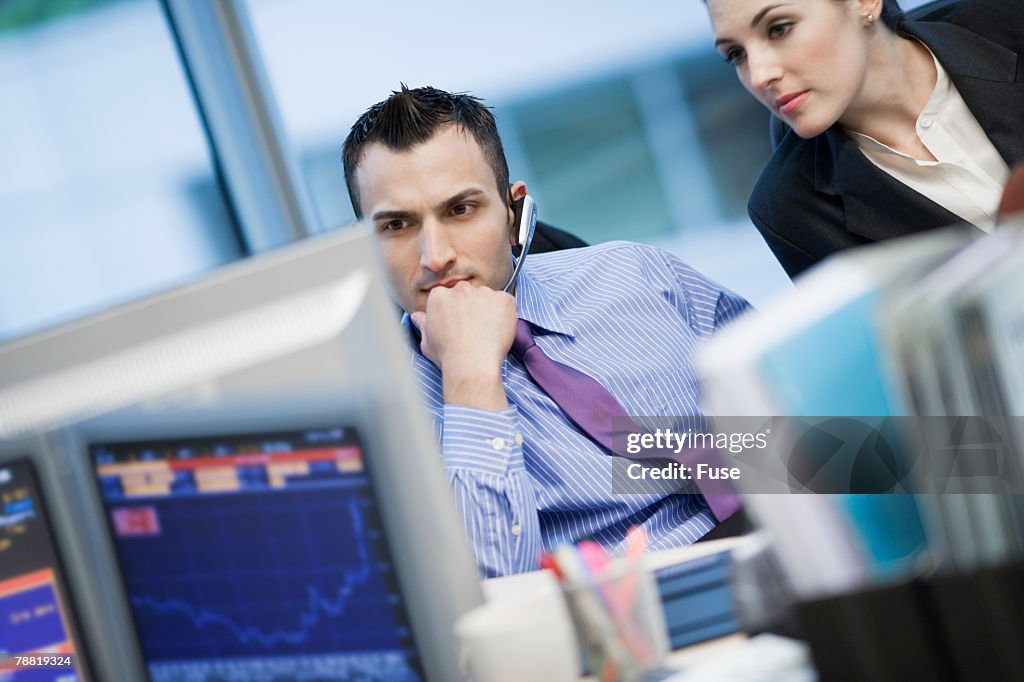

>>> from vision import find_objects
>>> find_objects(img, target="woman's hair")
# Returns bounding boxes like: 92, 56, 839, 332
877, 0, 904, 31
702, 0, 905, 32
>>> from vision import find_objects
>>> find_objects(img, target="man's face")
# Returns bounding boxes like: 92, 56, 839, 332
355, 126, 516, 314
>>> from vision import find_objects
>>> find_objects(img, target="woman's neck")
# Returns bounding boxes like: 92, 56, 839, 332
839, 31, 938, 159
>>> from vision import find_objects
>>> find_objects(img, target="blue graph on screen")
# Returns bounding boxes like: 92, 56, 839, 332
106, 476, 417, 668
129, 498, 372, 649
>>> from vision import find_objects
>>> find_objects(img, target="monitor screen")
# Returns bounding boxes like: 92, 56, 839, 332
90, 428, 423, 682
0, 459, 89, 682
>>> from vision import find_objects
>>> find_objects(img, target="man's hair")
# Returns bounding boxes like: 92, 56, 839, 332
341, 85, 510, 218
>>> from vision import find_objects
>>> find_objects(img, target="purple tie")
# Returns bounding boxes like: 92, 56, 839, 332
511, 319, 740, 522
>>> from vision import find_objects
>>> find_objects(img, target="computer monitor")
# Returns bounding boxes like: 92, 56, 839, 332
89, 427, 422, 682
0, 225, 483, 682
0, 443, 91, 682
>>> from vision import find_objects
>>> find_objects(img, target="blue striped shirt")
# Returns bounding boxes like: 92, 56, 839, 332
405, 241, 750, 577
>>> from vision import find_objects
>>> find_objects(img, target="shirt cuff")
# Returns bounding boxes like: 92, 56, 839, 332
441, 405, 525, 476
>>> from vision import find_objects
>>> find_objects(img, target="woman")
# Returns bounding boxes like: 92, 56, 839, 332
705, 0, 1024, 277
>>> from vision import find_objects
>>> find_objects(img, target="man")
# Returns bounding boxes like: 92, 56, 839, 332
342, 86, 750, 577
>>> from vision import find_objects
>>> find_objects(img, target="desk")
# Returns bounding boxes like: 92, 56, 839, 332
480, 540, 815, 681
579, 633, 748, 680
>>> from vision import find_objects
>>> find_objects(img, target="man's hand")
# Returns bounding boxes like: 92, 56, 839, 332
411, 282, 516, 410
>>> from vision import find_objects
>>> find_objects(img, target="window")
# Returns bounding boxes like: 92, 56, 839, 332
246, 0, 792, 304
0, 0, 244, 340
676, 51, 774, 221
506, 77, 675, 245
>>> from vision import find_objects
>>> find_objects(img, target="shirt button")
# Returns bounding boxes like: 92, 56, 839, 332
921, 117, 933, 128
490, 437, 505, 450
514, 433, 523, 445
511, 524, 522, 536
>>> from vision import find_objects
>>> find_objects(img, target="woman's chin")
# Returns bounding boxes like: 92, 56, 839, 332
788, 118, 832, 140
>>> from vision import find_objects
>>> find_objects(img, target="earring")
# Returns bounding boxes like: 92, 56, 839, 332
865, 13, 875, 25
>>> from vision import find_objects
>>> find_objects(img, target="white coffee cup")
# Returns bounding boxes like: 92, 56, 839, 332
455, 575, 579, 682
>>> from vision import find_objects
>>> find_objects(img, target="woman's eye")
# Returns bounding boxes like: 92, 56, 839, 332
767, 22, 792, 39
724, 47, 746, 65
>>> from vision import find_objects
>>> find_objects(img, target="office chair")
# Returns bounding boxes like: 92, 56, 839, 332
532, 221, 588, 253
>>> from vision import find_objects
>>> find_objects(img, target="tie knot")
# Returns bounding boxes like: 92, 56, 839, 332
511, 319, 536, 362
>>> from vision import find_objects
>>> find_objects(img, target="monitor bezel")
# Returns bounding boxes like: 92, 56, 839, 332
0, 226, 483, 682
84, 421, 429, 681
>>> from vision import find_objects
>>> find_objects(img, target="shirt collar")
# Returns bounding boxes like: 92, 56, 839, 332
400, 312, 421, 354
847, 41, 949, 160
513, 258, 577, 339
919, 42, 951, 121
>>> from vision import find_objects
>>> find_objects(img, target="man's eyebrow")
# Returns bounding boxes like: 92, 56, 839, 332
435, 188, 487, 212
714, 3, 788, 46
369, 188, 489, 222
371, 208, 416, 222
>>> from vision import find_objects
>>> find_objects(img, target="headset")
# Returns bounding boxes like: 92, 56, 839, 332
502, 194, 537, 292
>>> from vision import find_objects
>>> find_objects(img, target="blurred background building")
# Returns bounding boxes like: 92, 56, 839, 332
0, 0, 930, 340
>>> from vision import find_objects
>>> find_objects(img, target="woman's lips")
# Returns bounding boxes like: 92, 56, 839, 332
776, 91, 809, 116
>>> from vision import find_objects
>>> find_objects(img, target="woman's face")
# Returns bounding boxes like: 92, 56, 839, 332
707, 0, 873, 138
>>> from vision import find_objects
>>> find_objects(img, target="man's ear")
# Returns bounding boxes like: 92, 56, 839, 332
510, 181, 528, 202
508, 180, 529, 245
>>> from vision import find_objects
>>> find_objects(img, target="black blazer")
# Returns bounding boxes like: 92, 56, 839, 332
748, 0, 1024, 278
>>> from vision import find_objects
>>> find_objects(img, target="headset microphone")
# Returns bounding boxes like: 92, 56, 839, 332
502, 194, 537, 293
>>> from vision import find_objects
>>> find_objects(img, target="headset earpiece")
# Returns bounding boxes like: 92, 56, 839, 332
511, 196, 526, 250
502, 194, 537, 293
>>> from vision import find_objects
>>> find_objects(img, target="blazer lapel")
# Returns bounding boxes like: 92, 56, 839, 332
817, 20, 1023, 242
904, 20, 1024, 167
817, 127, 963, 242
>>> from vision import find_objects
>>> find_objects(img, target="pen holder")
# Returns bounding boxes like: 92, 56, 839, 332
561, 557, 669, 682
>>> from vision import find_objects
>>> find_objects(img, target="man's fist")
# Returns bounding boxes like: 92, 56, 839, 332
411, 282, 516, 409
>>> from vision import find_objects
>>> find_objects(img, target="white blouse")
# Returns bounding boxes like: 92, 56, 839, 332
848, 43, 1010, 233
